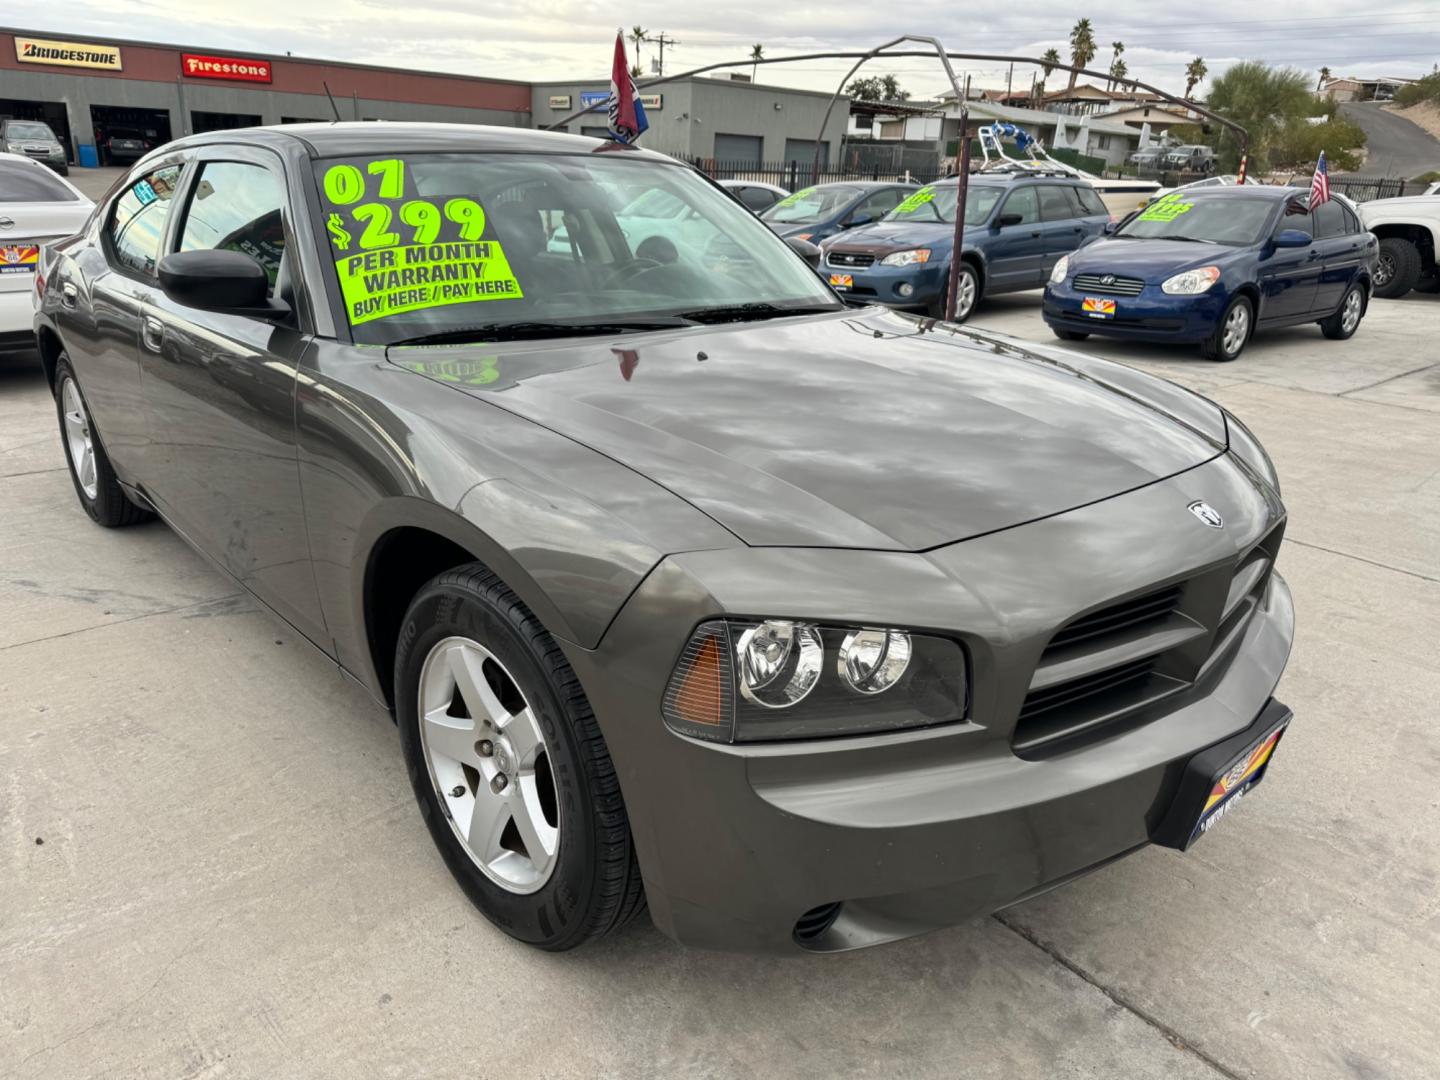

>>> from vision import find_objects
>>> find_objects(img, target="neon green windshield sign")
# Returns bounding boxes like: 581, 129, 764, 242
321, 158, 523, 325
893, 187, 937, 214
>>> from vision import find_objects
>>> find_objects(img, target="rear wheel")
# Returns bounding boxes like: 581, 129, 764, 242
1201, 295, 1253, 362
1372, 237, 1420, 299
54, 357, 152, 527
1320, 284, 1366, 340
1050, 326, 1090, 342
395, 565, 645, 950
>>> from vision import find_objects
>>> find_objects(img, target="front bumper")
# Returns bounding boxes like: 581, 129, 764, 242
566, 453, 1293, 953
824, 256, 948, 307
1044, 280, 1227, 342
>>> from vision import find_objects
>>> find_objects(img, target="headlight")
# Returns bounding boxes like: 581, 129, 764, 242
4, 143, 19, 152
1224, 409, 1280, 493
1049, 255, 1070, 285
1161, 265, 1221, 295
880, 248, 931, 267
662, 619, 967, 742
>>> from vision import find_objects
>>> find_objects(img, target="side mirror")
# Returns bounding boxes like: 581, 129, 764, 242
1273, 229, 1312, 249
1103, 221, 1119, 235
997, 213, 1024, 228
158, 250, 289, 317
785, 235, 822, 269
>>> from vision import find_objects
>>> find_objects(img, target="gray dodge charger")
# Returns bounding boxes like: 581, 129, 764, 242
34, 123, 1294, 953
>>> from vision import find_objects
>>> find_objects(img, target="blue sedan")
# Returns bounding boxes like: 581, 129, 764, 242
759, 181, 918, 244
1043, 186, 1378, 361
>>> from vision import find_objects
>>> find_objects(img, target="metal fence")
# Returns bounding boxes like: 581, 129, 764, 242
687, 157, 944, 190
1325, 176, 1417, 203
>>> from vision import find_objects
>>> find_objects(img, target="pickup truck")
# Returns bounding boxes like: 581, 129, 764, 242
1360, 189, 1440, 298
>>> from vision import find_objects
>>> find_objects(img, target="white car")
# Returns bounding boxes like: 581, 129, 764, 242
718, 179, 789, 214
0, 152, 92, 353
1360, 190, 1440, 298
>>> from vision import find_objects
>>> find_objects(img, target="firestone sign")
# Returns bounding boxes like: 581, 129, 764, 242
182, 53, 273, 83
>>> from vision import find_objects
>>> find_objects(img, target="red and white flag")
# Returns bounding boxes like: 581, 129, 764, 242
607, 34, 649, 144
1308, 150, 1330, 210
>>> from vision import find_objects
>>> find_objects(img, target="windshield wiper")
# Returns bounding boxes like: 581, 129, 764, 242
1160, 235, 1218, 244
387, 317, 697, 347
670, 302, 842, 325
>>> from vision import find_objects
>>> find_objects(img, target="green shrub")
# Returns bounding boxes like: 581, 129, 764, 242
1274, 118, 1366, 171
1394, 73, 1440, 108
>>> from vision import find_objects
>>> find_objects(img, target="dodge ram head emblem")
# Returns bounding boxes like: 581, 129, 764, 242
1188, 501, 1224, 528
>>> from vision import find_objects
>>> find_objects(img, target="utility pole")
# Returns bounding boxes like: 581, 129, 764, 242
651, 31, 679, 77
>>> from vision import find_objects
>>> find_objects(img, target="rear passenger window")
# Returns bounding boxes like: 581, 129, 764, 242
1311, 201, 1347, 239
107, 164, 183, 277
177, 161, 286, 291
1038, 185, 1073, 221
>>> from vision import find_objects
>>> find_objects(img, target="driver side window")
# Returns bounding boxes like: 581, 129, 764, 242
1001, 186, 1040, 225
1277, 206, 1312, 238
176, 161, 286, 294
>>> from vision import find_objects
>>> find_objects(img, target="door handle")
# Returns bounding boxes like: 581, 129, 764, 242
1029, 230, 1042, 238
61, 282, 78, 308
142, 315, 165, 353
1307, 250, 1322, 260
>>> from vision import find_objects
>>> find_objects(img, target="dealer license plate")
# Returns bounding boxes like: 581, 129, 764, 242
829, 273, 853, 289
1082, 296, 1115, 319
0, 245, 39, 275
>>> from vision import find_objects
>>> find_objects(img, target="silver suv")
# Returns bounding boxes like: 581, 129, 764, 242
0, 119, 67, 175
1163, 145, 1217, 173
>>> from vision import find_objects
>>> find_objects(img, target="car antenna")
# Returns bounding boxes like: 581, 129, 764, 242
322, 81, 342, 123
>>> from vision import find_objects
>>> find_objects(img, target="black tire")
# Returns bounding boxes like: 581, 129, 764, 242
395, 565, 645, 951
927, 263, 980, 322
1051, 326, 1090, 342
1414, 273, 1440, 295
53, 357, 153, 527
1373, 237, 1421, 299
1200, 295, 1253, 362
1320, 283, 1366, 340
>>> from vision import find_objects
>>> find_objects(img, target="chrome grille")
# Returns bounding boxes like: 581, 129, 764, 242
1074, 272, 1145, 296
827, 251, 874, 269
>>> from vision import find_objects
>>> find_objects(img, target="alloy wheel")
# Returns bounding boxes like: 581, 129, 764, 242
1374, 254, 1395, 288
954, 271, 977, 319
60, 377, 98, 500
1222, 304, 1250, 357
1341, 290, 1362, 334
417, 636, 559, 894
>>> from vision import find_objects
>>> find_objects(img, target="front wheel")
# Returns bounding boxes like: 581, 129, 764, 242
395, 565, 645, 950
1320, 284, 1366, 340
927, 263, 980, 322
1372, 237, 1420, 299
1201, 295, 1253, 362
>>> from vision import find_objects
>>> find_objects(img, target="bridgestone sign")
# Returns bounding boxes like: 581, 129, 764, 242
15, 36, 123, 70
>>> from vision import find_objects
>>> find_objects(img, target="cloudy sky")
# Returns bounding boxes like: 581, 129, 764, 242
9, 0, 1440, 98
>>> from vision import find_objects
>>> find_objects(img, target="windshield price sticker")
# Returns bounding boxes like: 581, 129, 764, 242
774, 186, 815, 209
1138, 196, 1194, 223
322, 158, 523, 325
894, 187, 936, 214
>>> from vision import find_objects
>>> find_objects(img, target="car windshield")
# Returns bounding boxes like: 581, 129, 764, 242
761, 185, 860, 224
0, 160, 78, 202
880, 184, 1003, 226
316, 151, 841, 346
1115, 194, 1276, 245
6, 122, 55, 141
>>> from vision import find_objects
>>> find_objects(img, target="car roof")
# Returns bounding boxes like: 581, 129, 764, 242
156, 120, 680, 163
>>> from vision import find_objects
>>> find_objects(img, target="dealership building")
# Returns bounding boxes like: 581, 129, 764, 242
0, 26, 846, 169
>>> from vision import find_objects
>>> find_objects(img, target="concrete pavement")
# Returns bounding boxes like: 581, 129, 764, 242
2, 286, 1437, 1079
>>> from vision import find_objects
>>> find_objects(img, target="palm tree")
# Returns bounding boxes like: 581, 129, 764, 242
1037, 46, 1062, 104
628, 26, 648, 74
1184, 57, 1208, 99
1068, 19, 1097, 90
1107, 41, 1125, 90
1110, 58, 1128, 90
750, 43, 764, 84
1316, 65, 1332, 91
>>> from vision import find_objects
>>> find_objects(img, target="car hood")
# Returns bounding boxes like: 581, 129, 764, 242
389, 308, 1224, 551
826, 221, 958, 255
1070, 237, 1243, 282
765, 221, 829, 238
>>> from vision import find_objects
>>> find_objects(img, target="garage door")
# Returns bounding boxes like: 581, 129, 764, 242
783, 139, 829, 166
713, 134, 763, 165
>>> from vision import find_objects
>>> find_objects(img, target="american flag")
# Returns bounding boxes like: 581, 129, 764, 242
1308, 150, 1330, 211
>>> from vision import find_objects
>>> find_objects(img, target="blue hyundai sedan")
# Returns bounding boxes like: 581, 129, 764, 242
1044, 186, 1378, 361
820, 175, 1110, 320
